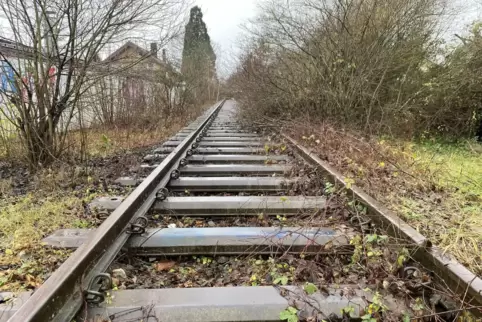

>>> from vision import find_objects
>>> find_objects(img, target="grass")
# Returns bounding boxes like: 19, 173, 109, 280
0, 107, 210, 292
0, 163, 134, 292
0, 195, 80, 251
410, 140, 482, 196
0, 109, 203, 161
0, 192, 80, 291
67, 122, 186, 158
389, 139, 482, 272
286, 121, 482, 276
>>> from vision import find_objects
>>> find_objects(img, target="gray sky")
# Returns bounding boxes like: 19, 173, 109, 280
192, 0, 481, 76
195, 0, 482, 47
194, 0, 258, 75
195, 0, 258, 50
0, 0, 480, 75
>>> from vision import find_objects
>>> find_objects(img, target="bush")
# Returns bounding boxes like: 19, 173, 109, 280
229, 0, 482, 139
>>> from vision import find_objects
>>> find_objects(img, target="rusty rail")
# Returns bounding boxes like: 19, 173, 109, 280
8, 100, 225, 322
284, 134, 482, 315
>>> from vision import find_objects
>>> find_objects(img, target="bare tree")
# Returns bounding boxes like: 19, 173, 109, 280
230, 0, 479, 138
0, 0, 188, 168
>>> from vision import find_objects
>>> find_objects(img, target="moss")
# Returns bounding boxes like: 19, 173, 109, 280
0, 194, 81, 251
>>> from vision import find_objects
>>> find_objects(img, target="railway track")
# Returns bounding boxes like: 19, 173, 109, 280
2, 100, 481, 321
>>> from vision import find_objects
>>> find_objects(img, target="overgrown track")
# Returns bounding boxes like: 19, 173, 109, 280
3, 100, 482, 321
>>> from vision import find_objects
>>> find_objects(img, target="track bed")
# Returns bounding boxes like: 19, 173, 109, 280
3, 100, 479, 322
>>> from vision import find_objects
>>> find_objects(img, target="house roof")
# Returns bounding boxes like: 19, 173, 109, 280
103, 41, 167, 67
0, 37, 35, 59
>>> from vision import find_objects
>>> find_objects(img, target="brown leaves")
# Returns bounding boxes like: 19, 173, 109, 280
25, 274, 42, 289
155, 261, 176, 272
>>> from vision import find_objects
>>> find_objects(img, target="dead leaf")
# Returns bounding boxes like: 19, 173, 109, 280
155, 261, 175, 271
324, 242, 333, 250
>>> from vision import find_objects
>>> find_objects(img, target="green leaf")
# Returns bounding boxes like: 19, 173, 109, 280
287, 306, 297, 314
366, 234, 378, 243
279, 307, 298, 321
304, 282, 318, 295
379, 235, 388, 242
288, 316, 298, 322
344, 177, 355, 189
341, 306, 355, 315
280, 275, 289, 285
264, 144, 270, 153
279, 311, 292, 320
403, 314, 411, 322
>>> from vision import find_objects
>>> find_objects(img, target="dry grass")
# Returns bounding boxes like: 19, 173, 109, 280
281, 119, 482, 276
0, 107, 206, 163
67, 118, 187, 158
0, 106, 211, 291
0, 195, 81, 252
0, 165, 127, 291
0, 185, 81, 291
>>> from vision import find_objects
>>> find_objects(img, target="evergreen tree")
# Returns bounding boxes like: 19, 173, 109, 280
181, 6, 217, 100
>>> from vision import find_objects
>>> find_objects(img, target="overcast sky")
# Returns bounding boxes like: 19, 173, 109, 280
194, 0, 258, 75
194, 0, 482, 75
195, 0, 258, 50
0, 0, 480, 76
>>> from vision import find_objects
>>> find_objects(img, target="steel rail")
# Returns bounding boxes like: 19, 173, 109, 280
283, 133, 482, 315
8, 100, 226, 322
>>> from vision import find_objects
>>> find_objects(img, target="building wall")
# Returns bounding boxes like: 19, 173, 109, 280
0, 53, 74, 131
0, 44, 183, 132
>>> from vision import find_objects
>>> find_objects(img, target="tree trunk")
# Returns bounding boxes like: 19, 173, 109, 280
476, 117, 482, 142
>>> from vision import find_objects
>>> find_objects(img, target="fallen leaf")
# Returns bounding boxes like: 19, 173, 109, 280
112, 268, 127, 279
383, 280, 390, 289
155, 261, 176, 271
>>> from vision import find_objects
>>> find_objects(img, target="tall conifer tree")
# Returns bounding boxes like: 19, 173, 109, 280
181, 6, 217, 100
